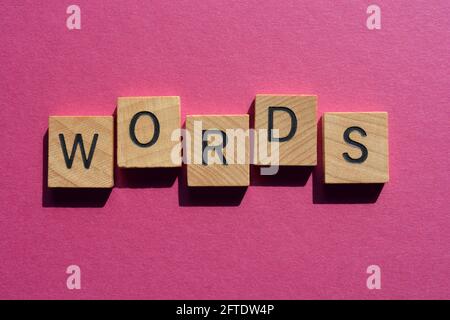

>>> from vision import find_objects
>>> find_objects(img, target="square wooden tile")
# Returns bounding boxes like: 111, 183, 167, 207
186, 115, 250, 187
254, 94, 317, 166
117, 96, 181, 168
323, 112, 389, 184
48, 116, 114, 188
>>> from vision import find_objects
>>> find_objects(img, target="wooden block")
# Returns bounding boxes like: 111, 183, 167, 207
254, 94, 317, 166
186, 115, 250, 187
323, 112, 389, 184
48, 116, 114, 188
117, 96, 181, 168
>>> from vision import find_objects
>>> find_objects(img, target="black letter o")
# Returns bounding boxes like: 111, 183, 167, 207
129, 111, 160, 148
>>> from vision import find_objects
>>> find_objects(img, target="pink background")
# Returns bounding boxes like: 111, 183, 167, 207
1, 0, 449, 299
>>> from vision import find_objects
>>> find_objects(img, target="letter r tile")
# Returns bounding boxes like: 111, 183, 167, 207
323, 112, 389, 184
48, 116, 114, 188
117, 96, 181, 168
254, 94, 317, 166
186, 115, 250, 187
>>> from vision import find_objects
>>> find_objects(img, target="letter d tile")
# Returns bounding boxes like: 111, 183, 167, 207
254, 94, 317, 166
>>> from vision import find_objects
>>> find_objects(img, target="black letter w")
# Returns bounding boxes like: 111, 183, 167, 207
59, 133, 99, 169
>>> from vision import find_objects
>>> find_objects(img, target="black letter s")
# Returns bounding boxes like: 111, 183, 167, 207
342, 126, 368, 163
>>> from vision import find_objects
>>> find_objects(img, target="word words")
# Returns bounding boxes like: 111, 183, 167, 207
48, 95, 389, 188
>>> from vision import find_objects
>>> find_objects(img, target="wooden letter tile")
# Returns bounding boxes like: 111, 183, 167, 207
48, 116, 114, 188
254, 94, 317, 166
323, 112, 389, 184
186, 115, 250, 187
117, 96, 181, 168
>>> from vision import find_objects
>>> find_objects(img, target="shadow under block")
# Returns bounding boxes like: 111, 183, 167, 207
323, 112, 389, 184
254, 94, 317, 166
48, 116, 114, 188
186, 115, 250, 187
117, 96, 181, 168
